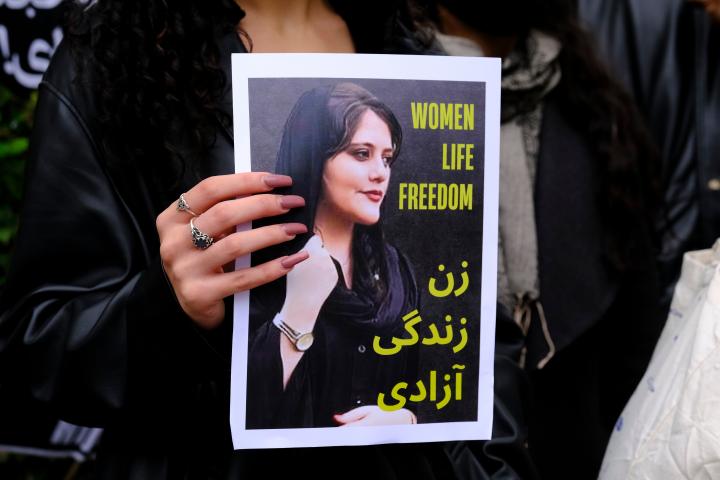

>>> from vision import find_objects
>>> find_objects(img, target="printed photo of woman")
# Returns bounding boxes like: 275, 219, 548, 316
246, 83, 420, 429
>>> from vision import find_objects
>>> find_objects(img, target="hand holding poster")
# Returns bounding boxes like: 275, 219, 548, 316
231, 54, 500, 449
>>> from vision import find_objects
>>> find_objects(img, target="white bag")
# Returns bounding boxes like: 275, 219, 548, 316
599, 240, 720, 480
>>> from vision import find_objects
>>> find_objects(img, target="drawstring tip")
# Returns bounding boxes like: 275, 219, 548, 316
511, 296, 557, 370
535, 301, 556, 370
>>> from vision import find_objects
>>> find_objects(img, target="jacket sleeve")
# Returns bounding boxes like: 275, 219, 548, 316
0, 53, 222, 427
444, 305, 540, 480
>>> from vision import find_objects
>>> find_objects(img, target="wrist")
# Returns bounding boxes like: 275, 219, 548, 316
278, 304, 320, 332
273, 312, 315, 352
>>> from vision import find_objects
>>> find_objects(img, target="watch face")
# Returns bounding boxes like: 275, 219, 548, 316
295, 333, 314, 351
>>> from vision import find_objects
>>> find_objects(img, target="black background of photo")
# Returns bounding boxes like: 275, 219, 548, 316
248, 77, 486, 423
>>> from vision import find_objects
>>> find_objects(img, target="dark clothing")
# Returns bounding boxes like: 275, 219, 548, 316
523, 97, 662, 479
247, 248, 418, 429
578, 0, 720, 304
0, 29, 537, 479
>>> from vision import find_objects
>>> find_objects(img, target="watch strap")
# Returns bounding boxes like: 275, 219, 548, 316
272, 313, 313, 351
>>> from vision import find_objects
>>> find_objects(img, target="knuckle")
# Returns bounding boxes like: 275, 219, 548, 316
171, 256, 194, 278
163, 262, 179, 284
176, 282, 191, 302
262, 259, 283, 278
211, 201, 233, 226
232, 270, 252, 291
271, 229, 293, 247
161, 230, 186, 261
240, 171, 265, 190
252, 171, 271, 190
236, 172, 253, 189
242, 195, 274, 221
159, 241, 174, 263
195, 176, 217, 199
156, 211, 167, 231
179, 283, 200, 306
266, 194, 283, 212
228, 234, 247, 257
275, 223, 294, 239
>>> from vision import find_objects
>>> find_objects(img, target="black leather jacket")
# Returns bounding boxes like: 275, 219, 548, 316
0, 32, 537, 479
578, 0, 720, 302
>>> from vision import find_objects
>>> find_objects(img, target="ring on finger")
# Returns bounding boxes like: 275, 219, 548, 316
177, 193, 198, 216
190, 217, 214, 250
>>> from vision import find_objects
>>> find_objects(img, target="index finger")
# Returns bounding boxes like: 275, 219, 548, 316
183, 172, 293, 215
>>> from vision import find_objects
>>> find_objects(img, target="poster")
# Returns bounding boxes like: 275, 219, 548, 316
231, 53, 500, 449
0, 0, 65, 92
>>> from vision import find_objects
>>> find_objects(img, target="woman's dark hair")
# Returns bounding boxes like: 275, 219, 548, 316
65, 0, 433, 200
326, 83, 403, 167
266, 83, 402, 304
428, 0, 661, 272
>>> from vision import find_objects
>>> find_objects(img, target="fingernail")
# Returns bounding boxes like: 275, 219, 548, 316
263, 174, 293, 188
279, 195, 305, 209
282, 223, 308, 236
281, 250, 309, 269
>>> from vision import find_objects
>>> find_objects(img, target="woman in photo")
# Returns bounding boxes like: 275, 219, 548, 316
247, 82, 419, 429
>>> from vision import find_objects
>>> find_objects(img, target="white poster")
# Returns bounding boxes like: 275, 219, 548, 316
231, 53, 500, 449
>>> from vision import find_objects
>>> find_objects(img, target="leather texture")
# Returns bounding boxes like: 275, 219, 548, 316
578, 0, 720, 303
0, 33, 537, 479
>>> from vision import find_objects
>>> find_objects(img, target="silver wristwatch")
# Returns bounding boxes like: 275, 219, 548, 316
272, 313, 314, 352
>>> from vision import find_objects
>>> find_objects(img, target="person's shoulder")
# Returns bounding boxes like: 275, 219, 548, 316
39, 39, 103, 139
41, 40, 82, 97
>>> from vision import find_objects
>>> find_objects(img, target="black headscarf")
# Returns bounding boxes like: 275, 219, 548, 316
250, 84, 417, 335
272, 85, 335, 255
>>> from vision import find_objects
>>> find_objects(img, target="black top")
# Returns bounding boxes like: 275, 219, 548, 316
522, 95, 662, 479
578, 0, 720, 302
247, 247, 418, 429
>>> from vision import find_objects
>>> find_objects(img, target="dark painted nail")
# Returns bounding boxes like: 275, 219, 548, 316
282, 223, 308, 236
279, 195, 305, 209
281, 251, 309, 269
263, 174, 293, 188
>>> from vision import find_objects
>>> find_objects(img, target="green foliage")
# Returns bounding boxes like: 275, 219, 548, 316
0, 89, 96, 478
0, 85, 36, 286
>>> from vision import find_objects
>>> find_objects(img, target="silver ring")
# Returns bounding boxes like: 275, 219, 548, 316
177, 193, 198, 216
189, 217, 214, 250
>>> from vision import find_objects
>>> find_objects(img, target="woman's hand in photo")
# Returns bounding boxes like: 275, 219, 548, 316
280, 234, 338, 332
334, 406, 417, 426
156, 172, 309, 329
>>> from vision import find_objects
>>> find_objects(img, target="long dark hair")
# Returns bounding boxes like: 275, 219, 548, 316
64, 1, 433, 198
428, 0, 660, 272
259, 83, 402, 304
